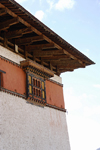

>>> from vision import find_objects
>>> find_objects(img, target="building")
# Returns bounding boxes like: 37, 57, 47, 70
0, 0, 95, 150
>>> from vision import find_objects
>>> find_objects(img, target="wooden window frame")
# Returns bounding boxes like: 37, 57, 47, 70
27, 73, 46, 103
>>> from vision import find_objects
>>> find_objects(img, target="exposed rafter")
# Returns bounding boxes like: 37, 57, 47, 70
0, 5, 85, 64
32, 49, 63, 57
26, 43, 55, 51
6, 28, 33, 39
15, 35, 44, 45
0, 8, 7, 16
41, 55, 70, 60
0, 1, 95, 75
0, 17, 19, 31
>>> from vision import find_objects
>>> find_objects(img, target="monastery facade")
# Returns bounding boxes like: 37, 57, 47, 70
0, 0, 94, 150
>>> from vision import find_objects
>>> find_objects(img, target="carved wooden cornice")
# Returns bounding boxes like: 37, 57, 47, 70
20, 60, 54, 78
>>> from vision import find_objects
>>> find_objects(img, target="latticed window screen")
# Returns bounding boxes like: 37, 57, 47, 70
27, 73, 46, 103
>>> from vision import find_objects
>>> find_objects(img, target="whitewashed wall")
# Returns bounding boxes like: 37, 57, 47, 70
0, 45, 25, 64
0, 92, 70, 150
0, 45, 71, 150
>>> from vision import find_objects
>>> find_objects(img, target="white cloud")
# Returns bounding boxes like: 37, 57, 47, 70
47, 0, 54, 10
35, 10, 45, 21
55, 0, 75, 11
94, 84, 100, 88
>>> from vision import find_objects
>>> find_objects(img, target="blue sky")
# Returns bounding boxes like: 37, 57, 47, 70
15, 0, 100, 149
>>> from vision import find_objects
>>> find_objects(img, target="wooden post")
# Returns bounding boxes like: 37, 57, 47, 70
15, 44, 18, 53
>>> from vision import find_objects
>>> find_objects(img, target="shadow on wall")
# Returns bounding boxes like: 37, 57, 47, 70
96, 148, 100, 150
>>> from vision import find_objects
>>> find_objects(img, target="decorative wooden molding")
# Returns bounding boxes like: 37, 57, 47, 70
20, 60, 54, 78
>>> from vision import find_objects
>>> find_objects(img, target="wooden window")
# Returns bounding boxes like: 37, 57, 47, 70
27, 74, 46, 103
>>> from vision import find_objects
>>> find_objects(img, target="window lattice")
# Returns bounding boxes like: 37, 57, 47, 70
27, 73, 46, 103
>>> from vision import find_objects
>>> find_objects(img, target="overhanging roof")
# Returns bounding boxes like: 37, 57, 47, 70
0, 0, 95, 75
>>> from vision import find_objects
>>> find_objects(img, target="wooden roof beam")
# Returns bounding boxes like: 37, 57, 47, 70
4, 7, 43, 36
49, 58, 78, 64
32, 49, 63, 57
41, 55, 70, 61
0, 17, 19, 31
63, 49, 85, 66
59, 69, 74, 71
57, 65, 85, 69
1, 5, 79, 61
0, 3, 88, 65
59, 68, 74, 73
6, 28, 33, 39
52, 61, 83, 66
26, 43, 55, 51
0, 8, 7, 16
0, 3, 5, 9
15, 35, 44, 45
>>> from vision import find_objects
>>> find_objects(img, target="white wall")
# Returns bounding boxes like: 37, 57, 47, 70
0, 45, 25, 64
50, 74, 62, 84
0, 92, 71, 150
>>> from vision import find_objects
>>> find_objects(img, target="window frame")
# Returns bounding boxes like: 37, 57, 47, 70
26, 72, 46, 103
